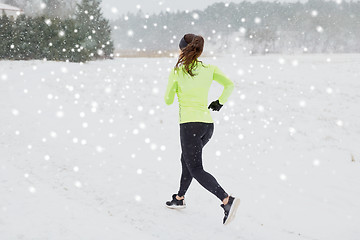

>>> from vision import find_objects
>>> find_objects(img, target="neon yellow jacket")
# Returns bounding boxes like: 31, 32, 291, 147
164, 61, 234, 124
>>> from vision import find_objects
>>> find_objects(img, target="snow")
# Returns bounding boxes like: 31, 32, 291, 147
1, 54, 360, 239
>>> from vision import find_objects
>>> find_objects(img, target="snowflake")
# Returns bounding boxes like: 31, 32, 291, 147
311, 10, 318, 17
299, 100, 306, 107
29, 186, 36, 193
152, 87, 159, 94
96, 146, 104, 153
58, 31, 65, 37
133, 129, 139, 135
150, 143, 157, 150
336, 120, 343, 127
326, 87, 333, 94
313, 159, 320, 166
239, 27, 246, 34
134, 195, 141, 202
237, 69, 244, 76
74, 181, 82, 188
254, 17, 261, 24
257, 105, 265, 112
316, 26, 324, 33
97, 49, 104, 56
291, 60, 299, 66
127, 30, 134, 37
278, 58, 285, 64
289, 127, 296, 135
279, 174, 287, 181
11, 109, 19, 116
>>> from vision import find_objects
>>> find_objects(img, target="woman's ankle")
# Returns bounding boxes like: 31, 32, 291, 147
176, 195, 184, 200
223, 195, 230, 205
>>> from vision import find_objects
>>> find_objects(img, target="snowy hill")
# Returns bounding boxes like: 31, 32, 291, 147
1, 54, 359, 240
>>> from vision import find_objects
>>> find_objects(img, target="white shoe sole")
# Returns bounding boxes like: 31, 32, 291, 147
165, 204, 186, 209
224, 198, 240, 225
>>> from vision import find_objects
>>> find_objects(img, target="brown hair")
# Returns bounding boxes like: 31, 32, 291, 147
175, 34, 206, 77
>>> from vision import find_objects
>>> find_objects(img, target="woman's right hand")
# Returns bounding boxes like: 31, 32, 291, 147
208, 100, 223, 111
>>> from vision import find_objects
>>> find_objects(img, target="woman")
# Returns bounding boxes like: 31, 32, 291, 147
164, 33, 240, 225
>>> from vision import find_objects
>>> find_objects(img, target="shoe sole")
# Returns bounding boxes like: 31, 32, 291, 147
224, 198, 240, 225
165, 204, 186, 209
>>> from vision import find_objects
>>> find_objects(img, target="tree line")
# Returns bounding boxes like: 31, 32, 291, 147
111, 0, 360, 54
0, 0, 114, 62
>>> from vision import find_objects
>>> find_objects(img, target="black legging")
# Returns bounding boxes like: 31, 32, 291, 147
177, 122, 228, 201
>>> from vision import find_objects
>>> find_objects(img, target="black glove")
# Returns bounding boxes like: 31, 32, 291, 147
208, 100, 223, 111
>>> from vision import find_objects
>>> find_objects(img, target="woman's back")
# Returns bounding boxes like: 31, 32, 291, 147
165, 61, 234, 124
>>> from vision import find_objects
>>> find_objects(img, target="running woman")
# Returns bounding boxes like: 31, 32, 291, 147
164, 33, 240, 225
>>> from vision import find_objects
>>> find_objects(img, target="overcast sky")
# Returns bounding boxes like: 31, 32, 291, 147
100, 0, 304, 20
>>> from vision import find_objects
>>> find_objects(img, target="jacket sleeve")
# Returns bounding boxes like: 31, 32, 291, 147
164, 69, 178, 105
213, 65, 234, 105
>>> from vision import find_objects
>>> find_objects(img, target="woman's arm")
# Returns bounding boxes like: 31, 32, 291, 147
164, 69, 178, 105
213, 66, 234, 105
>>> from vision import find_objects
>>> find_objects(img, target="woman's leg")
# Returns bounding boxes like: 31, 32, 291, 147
177, 152, 193, 197
180, 122, 228, 201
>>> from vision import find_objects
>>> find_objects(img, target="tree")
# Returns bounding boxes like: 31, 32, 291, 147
12, 14, 28, 59
75, 0, 114, 60
0, 12, 13, 59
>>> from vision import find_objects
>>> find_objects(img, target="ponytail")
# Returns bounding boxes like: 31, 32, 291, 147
175, 34, 205, 77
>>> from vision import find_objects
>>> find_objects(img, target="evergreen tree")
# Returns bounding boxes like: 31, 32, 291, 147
35, 16, 58, 60
75, 0, 114, 60
12, 14, 28, 59
0, 12, 13, 59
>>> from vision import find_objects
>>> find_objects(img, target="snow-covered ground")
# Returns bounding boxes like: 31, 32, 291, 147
1, 54, 359, 240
